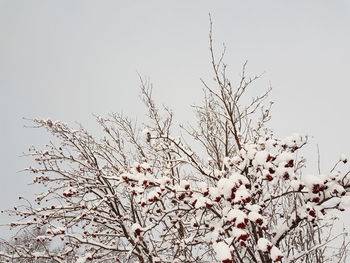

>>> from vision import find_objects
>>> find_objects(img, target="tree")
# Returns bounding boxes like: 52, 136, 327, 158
0, 227, 62, 263
1, 25, 350, 263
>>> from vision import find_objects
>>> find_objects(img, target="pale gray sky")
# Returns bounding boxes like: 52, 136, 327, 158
1, 0, 350, 237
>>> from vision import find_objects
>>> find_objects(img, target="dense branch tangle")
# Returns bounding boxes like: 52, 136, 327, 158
1, 26, 350, 263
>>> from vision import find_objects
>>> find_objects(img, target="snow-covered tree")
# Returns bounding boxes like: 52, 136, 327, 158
1, 26, 350, 263
0, 227, 65, 263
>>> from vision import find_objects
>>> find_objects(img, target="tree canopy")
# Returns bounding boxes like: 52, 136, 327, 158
1, 27, 350, 263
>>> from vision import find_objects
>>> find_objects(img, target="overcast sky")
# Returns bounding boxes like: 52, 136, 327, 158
1, 0, 350, 238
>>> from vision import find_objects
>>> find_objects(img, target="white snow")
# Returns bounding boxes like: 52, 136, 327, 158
141, 128, 151, 142
209, 187, 221, 200
131, 223, 143, 234
180, 180, 190, 189
280, 133, 303, 148
243, 144, 257, 160
140, 162, 151, 170
213, 242, 231, 261
231, 227, 248, 240
148, 190, 160, 201
234, 186, 251, 203
223, 157, 232, 167
274, 152, 293, 165
270, 246, 283, 261
302, 174, 324, 188
76, 253, 93, 263
253, 151, 269, 166
226, 209, 247, 225
341, 195, 350, 207
248, 211, 263, 223
290, 179, 303, 191
257, 238, 272, 252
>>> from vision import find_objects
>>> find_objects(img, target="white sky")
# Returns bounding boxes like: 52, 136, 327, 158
1, 0, 350, 238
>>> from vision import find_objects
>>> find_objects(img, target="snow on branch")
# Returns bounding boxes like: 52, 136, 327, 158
1, 24, 350, 263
